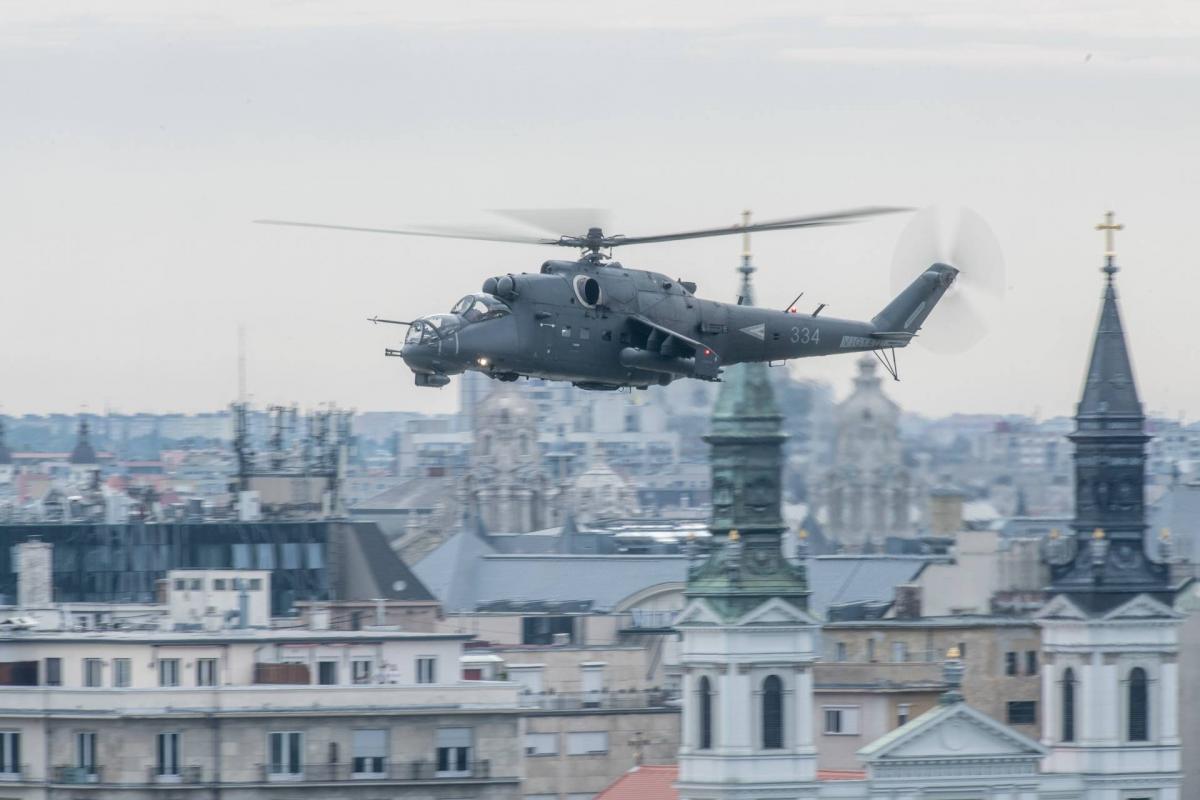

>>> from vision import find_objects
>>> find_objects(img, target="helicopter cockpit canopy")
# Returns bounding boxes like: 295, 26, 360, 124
404, 314, 461, 344
451, 293, 511, 323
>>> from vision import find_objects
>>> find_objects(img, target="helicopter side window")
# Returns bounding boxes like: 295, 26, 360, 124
453, 294, 510, 323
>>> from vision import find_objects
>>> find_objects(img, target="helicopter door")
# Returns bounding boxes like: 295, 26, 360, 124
534, 305, 559, 362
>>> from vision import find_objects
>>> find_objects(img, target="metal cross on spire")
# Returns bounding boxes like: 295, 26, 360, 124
1095, 210, 1123, 277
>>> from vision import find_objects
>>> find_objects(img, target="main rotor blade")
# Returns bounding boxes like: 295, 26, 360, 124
489, 208, 613, 238
609, 206, 911, 248
255, 219, 558, 246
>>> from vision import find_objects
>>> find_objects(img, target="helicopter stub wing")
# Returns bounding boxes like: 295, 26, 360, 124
629, 314, 721, 380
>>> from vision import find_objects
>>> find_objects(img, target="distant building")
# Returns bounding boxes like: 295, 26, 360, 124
811, 357, 924, 552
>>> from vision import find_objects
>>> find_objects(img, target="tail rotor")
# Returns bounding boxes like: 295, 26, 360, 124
889, 206, 1005, 354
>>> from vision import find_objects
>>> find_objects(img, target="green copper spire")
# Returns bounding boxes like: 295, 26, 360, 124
685, 224, 808, 620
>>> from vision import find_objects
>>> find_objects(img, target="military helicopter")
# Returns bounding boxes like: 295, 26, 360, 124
257, 206, 1001, 390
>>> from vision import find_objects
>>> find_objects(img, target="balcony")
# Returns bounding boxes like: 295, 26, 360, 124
521, 688, 679, 712
146, 765, 204, 784
53, 766, 102, 784
0, 767, 28, 783
614, 609, 680, 634
255, 760, 493, 782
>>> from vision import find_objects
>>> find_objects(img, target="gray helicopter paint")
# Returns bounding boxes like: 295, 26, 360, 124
398, 257, 957, 390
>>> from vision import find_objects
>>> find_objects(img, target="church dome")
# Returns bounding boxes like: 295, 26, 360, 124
566, 459, 639, 523
474, 385, 537, 431
836, 357, 899, 424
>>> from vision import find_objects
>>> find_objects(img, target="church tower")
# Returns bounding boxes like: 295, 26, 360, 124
1038, 212, 1181, 800
676, 214, 820, 800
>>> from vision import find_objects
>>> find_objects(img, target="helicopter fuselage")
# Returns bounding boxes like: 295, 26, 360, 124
397, 256, 956, 390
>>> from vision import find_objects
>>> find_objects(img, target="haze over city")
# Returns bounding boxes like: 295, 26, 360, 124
3, 1, 1199, 418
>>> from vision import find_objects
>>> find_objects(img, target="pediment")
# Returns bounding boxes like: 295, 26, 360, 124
1034, 594, 1088, 620
1102, 593, 1182, 621
673, 599, 724, 627
735, 596, 819, 627
859, 703, 1046, 763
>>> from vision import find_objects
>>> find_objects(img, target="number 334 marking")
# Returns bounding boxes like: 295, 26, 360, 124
791, 326, 819, 344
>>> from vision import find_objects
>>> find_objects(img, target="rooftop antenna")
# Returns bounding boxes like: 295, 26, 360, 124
237, 324, 247, 404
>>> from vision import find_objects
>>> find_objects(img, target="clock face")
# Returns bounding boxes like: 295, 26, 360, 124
1113, 542, 1141, 571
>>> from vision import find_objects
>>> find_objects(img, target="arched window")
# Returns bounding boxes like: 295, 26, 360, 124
762, 675, 784, 749
1128, 667, 1149, 741
1062, 667, 1076, 742
698, 676, 713, 750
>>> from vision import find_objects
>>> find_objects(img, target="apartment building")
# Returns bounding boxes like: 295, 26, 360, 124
0, 626, 523, 799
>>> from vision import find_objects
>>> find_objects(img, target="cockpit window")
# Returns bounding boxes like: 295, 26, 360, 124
451, 293, 510, 323
405, 315, 461, 344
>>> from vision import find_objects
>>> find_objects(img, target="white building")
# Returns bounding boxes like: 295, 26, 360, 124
0, 626, 523, 798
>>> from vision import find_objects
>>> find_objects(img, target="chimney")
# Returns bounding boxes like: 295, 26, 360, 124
310, 605, 331, 631
893, 584, 923, 619
928, 487, 965, 535
14, 538, 53, 607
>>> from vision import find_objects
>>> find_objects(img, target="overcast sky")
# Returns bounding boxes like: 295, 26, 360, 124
3, 2, 1198, 420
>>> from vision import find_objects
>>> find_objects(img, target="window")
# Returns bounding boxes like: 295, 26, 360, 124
866, 639, 876, 662
1005, 651, 1018, 676
76, 732, 97, 774
0, 732, 19, 776
190, 579, 201, 590
1006, 700, 1037, 725
269, 731, 303, 777
45, 657, 62, 686
891, 641, 909, 663
522, 616, 576, 645
581, 664, 605, 702
561, 326, 571, 338
352, 659, 373, 685
213, 579, 226, 590
698, 676, 713, 749
823, 706, 861, 735
509, 665, 544, 694
159, 659, 180, 687
566, 731, 608, 755
197, 658, 218, 687
114, 658, 131, 688
83, 658, 103, 687
525, 732, 558, 756
1128, 667, 1149, 741
318, 661, 338, 685
156, 732, 180, 776
957, 641, 967, 658
249, 578, 263, 591
835, 642, 848, 662
436, 728, 472, 775
1062, 667, 1076, 742
352, 729, 386, 775
174, 578, 185, 590
896, 703, 911, 727
761, 675, 784, 749
1026, 650, 1039, 676
416, 657, 437, 684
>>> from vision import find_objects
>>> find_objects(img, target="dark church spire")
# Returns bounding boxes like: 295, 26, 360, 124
69, 415, 98, 465
1046, 212, 1170, 611
686, 220, 807, 619
1077, 211, 1141, 419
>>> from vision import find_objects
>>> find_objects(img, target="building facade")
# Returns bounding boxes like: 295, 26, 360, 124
0, 626, 523, 799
